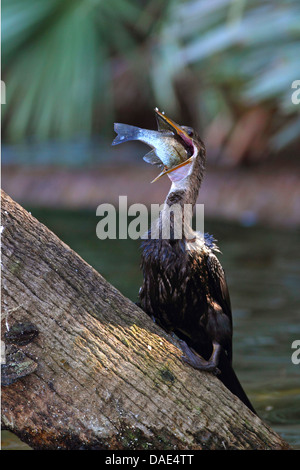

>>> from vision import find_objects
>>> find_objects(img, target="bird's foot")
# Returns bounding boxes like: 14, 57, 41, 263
178, 339, 221, 375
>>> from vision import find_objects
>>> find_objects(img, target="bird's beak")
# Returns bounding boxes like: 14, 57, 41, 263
153, 108, 194, 183
155, 108, 193, 149
151, 158, 193, 183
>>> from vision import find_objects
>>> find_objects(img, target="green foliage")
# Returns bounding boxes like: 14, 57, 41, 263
152, 0, 300, 150
2, 0, 146, 141
2, 0, 300, 151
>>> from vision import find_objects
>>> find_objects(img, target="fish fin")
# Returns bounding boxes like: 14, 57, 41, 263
143, 150, 163, 167
112, 123, 140, 146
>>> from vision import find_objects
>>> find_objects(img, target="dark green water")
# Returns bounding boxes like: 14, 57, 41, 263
2, 208, 300, 449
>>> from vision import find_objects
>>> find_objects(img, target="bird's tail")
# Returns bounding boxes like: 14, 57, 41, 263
218, 353, 256, 414
112, 123, 140, 145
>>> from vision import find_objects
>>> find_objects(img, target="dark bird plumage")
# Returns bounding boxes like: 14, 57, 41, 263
137, 111, 256, 414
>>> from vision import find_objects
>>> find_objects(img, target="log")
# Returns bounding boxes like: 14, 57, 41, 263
0, 190, 290, 450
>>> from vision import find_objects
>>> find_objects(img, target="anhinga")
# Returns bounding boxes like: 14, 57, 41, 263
113, 109, 255, 414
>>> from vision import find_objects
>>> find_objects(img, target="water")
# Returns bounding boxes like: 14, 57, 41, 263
2, 209, 300, 449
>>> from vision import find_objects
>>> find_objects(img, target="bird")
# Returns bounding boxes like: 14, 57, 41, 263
113, 108, 255, 413
139, 109, 255, 414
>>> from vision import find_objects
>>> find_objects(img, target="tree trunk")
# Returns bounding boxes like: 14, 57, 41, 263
0, 190, 290, 450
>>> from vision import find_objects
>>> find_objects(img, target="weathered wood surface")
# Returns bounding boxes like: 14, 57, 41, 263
0, 190, 290, 450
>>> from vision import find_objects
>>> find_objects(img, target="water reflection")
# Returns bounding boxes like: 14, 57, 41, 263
2, 210, 300, 449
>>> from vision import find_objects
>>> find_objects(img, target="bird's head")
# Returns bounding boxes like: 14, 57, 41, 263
153, 108, 206, 184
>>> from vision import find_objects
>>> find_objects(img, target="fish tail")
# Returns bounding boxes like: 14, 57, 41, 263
112, 123, 140, 145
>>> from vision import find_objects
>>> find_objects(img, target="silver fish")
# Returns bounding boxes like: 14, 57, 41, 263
112, 124, 187, 168
112, 108, 195, 182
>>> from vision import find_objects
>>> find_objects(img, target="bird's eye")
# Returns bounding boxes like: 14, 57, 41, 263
181, 125, 194, 139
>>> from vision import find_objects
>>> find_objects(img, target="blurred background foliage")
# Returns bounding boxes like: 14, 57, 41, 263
2, 1, 300, 452
2, 0, 300, 165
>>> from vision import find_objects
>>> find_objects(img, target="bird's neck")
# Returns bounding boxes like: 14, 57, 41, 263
158, 151, 206, 240
165, 150, 205, 209
165, 180, 199, 209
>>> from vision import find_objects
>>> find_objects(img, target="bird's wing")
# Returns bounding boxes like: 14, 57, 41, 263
206, 252, 233, 362
206, 253, 232, 324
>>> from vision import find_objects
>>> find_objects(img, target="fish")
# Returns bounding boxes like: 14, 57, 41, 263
112, 123, 186, 169
112, 108, 195, 182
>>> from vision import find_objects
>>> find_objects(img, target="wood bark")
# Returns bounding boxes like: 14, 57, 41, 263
0, 190, 290, 450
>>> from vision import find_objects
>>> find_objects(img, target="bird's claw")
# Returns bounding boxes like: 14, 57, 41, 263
178, 339, 221, 374
212, 367, 221, 376
181, 354, 220, 374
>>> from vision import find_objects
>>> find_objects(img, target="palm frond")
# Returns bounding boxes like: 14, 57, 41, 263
152, 0, 300, 154
2, 0, 300, 157
2, 0, 145, 142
